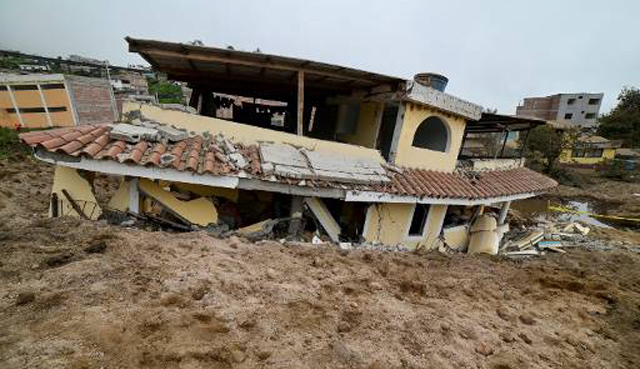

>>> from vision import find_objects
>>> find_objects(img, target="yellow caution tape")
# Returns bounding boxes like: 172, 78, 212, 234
547, 204, 640, 222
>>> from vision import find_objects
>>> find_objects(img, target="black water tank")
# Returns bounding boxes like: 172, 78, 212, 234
414, 73, 449, 92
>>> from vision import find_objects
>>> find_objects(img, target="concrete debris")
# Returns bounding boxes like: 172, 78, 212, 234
499, 219, 611, 257
259, 143, 391, 184
228, 152, 247, 169
158, 103, 197, 114
160, 153, 176, 165
154, 123, 189, 141
110, 120, 189, 143
110, 123, 159, 143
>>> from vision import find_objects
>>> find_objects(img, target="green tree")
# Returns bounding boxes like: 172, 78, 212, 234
522, 125, 578, 174
147, 78, 183, 104
597, 87, 640, 147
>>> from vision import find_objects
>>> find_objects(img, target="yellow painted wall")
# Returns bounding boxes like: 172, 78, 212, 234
139, 178, 218, 226
50, 166, 102, 220
0, 84, 74, 128
20, 112, 48, 128
42, 89, 70, 108
0, 90, 18, 128
13, 90, 41, 107
108, 178, 130, 212
0, 90, 11, 109
393, 102, 466, 172
1, 112, 20, 128
125, 102, 384, 161
560, 148, 616, 164
338, 102, 383, 148
362, 202, 447, 250
50, 110, 74, 127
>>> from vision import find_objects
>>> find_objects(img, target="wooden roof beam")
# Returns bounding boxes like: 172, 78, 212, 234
137, 48, 386, 86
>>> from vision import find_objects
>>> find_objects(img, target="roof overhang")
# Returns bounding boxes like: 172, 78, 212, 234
465, 113, 547, 134
34, 149, 548, 206
126, 37, 405, 96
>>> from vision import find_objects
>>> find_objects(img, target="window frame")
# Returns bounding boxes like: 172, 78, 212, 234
411, 116, 451, 153
405, 203, 433, 240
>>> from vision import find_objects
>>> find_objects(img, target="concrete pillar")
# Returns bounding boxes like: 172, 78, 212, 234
6, 85, 24, 127
128, 178, 140, 214
288, 196, 304, 236
498, 201, 511, 225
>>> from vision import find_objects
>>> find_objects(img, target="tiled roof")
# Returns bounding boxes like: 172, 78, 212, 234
374, 167, 557, 199
19, 124, 261, 176
20, 124, 557, 201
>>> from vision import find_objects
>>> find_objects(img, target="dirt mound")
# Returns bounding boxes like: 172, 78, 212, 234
1, 159, 640, 368
1, 216, 639, 368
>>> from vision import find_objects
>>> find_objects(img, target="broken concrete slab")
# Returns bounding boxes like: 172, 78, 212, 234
304, 197, 341, 243
154, 124, 189, 141
442, 225, 470, 251
110, 123, 159, 143
259, 142, 390, 184
139, 178, 218, 227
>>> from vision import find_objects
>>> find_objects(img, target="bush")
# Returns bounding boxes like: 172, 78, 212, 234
0, 127, 32, 160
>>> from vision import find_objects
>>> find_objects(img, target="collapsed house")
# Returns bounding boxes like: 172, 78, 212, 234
19, 37, 557, 253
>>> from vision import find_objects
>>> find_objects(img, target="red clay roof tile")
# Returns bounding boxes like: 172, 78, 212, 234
19, 124, 557, 201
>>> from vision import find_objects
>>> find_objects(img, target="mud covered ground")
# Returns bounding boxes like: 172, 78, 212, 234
1, 159, 640, 368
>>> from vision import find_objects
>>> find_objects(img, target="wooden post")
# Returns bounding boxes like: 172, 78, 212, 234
61, 189, 89, 219
520, 128, 532, 158
297, 70, 304, 136
499, 129, 509, 158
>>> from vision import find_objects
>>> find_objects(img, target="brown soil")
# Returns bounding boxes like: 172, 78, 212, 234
1, 159, 640, 368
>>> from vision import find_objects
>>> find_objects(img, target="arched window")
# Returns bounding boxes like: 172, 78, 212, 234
411, 116, 449, 152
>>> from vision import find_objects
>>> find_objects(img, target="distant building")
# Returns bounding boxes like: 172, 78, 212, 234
110, 71, 148, 95
19, 64, 50, 72
559, 135, 621, 166
516, 93, 603, 128
68, 54, 107, 65
0, 73, 117, 129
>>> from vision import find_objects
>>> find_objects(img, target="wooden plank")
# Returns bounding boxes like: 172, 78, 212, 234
505, 250, 540, 256
512, 230, 544, 250
297, 70, 304, 136
61, 189, 89, 219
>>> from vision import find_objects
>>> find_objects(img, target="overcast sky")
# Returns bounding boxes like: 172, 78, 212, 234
2, 0, 638, 113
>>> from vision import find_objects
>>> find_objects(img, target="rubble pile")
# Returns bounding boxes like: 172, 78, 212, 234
501, 219, 640, 256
